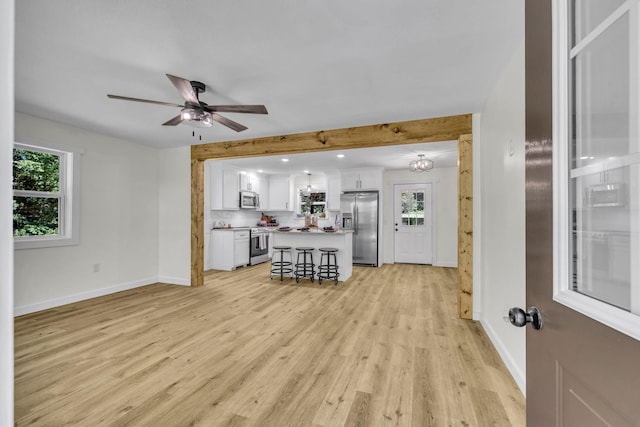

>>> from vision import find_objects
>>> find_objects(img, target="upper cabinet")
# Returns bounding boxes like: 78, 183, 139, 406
210, 162, 239, 210
267, 174, 293, 211
341, 168, 383, 191
326, 172, 341, 211
256, 173, 269, 210
239, 172, 257, 192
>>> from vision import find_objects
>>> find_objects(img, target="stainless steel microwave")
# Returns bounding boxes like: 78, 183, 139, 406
239, 191, 259, 209
585, 183, 625, 207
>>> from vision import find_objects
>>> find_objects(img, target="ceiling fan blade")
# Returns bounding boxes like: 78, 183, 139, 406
162, 114, 184, 126
204, 105, 268, 114
210, 113, 248, 132
107, 94, 184, 108
166, 74, 199, 105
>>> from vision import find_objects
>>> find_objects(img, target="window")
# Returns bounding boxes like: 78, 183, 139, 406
299, 192, 326, 216
553, 0, 640, 339
400, 189, 425, 226
12, 143, 81, 249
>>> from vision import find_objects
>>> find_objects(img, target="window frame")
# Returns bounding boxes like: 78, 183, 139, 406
552, 0, 640, 341
13, 141, 82, 250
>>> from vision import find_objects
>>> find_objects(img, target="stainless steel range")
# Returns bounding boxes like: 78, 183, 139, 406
250, 227, 270, 265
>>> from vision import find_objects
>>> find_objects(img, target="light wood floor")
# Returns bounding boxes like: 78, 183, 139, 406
14, 264, 525, 426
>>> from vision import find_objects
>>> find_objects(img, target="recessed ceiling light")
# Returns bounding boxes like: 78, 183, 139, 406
257, 169, 263, 173
337, 154, 345, 158
281, 158, 289, 162
303, 170, 310, 173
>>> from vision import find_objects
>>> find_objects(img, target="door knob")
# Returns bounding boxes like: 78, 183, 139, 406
506, 306, 543, 330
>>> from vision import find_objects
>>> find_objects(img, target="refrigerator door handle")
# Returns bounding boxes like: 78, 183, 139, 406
354, 204, 358, 235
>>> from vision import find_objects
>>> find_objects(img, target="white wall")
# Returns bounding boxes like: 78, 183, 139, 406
478, 41, 526, 394
1, 0, 15, 422
14, 113, 160, 314
383, 167, 458, 267
158, 146, 191, 283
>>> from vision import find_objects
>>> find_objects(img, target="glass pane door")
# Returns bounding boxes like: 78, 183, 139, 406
400, 189, 425, 226
556, 0, 640, 337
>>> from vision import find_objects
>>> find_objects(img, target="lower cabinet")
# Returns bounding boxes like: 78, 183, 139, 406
211, 229, 250, 271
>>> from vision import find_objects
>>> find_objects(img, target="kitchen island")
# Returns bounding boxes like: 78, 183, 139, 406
271, 229, 353, 282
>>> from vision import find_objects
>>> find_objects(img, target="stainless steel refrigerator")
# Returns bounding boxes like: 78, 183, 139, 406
340, 191, 378, 266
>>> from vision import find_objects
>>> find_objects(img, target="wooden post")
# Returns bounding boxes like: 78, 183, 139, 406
191, 158, 205, 287
457, 133, 473, 319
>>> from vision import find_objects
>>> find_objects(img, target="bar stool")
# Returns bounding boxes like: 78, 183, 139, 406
271, 246, 293, 281
317, 247, 339, 285
294, 247, 315, 283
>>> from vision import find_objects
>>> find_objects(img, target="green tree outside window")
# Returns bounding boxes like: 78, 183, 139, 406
401, 190, 425, 226
13, 148, 61, 236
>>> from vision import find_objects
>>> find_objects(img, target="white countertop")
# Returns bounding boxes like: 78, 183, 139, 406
211, 227, 252, 231
273, 229, 353, 235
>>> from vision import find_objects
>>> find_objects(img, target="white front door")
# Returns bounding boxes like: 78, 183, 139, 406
393, 183, 433, 264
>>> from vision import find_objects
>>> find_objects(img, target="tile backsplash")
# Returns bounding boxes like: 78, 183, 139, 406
209, 209, 339, 229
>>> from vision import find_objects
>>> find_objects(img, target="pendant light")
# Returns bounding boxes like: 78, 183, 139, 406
409, 154, 434, 172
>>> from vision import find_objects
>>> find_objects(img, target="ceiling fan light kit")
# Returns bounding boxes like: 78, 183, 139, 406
107, 74, 268, 132
409, 154, 434, 172
180, 108, 213, 127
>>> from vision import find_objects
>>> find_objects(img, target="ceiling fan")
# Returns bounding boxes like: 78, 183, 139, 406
107, 74, 268, 132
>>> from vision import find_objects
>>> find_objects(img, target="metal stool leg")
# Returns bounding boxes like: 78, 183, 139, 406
271, 247, 292, 281
295, 247, 315, 283
317, 248, 339, 285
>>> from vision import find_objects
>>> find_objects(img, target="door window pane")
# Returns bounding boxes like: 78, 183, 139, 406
400, 190, 425, 226
568, 8, 639, 314
571, 16, 629, 163
572, 0, 626, 45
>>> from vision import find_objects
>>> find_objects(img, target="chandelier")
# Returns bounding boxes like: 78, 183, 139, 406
409, 154, 434, 172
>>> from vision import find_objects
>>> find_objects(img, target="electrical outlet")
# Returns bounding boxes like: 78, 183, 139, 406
93, 263, 100, 273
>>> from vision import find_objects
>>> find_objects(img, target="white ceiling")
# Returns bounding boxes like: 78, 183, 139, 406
215, 140, 458, 174
15, 0, 523, 170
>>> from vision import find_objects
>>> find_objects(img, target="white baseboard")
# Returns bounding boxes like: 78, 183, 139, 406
14, 277, 158, 316
382, 259, 457, 268
433, 261, 457, 268
158, 276, 190, 286
480, 318, 526, 396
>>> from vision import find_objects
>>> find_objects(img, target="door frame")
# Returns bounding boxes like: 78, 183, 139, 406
190, 114, 474, 318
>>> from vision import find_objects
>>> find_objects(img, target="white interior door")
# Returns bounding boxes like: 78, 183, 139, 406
393, 183, 433, 264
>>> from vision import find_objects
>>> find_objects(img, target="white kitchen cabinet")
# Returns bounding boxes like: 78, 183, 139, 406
239, 172, 257, 192
268, 229, 274, 258
256, 173, 269, 210
211, 229, 250, 271
268, 174, 293, 211
341, 168, 383, 191
326, 173, 342, 211
210, 163, 240, 210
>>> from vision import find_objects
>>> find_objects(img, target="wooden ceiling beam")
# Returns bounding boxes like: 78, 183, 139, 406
191, 114, 472, 161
